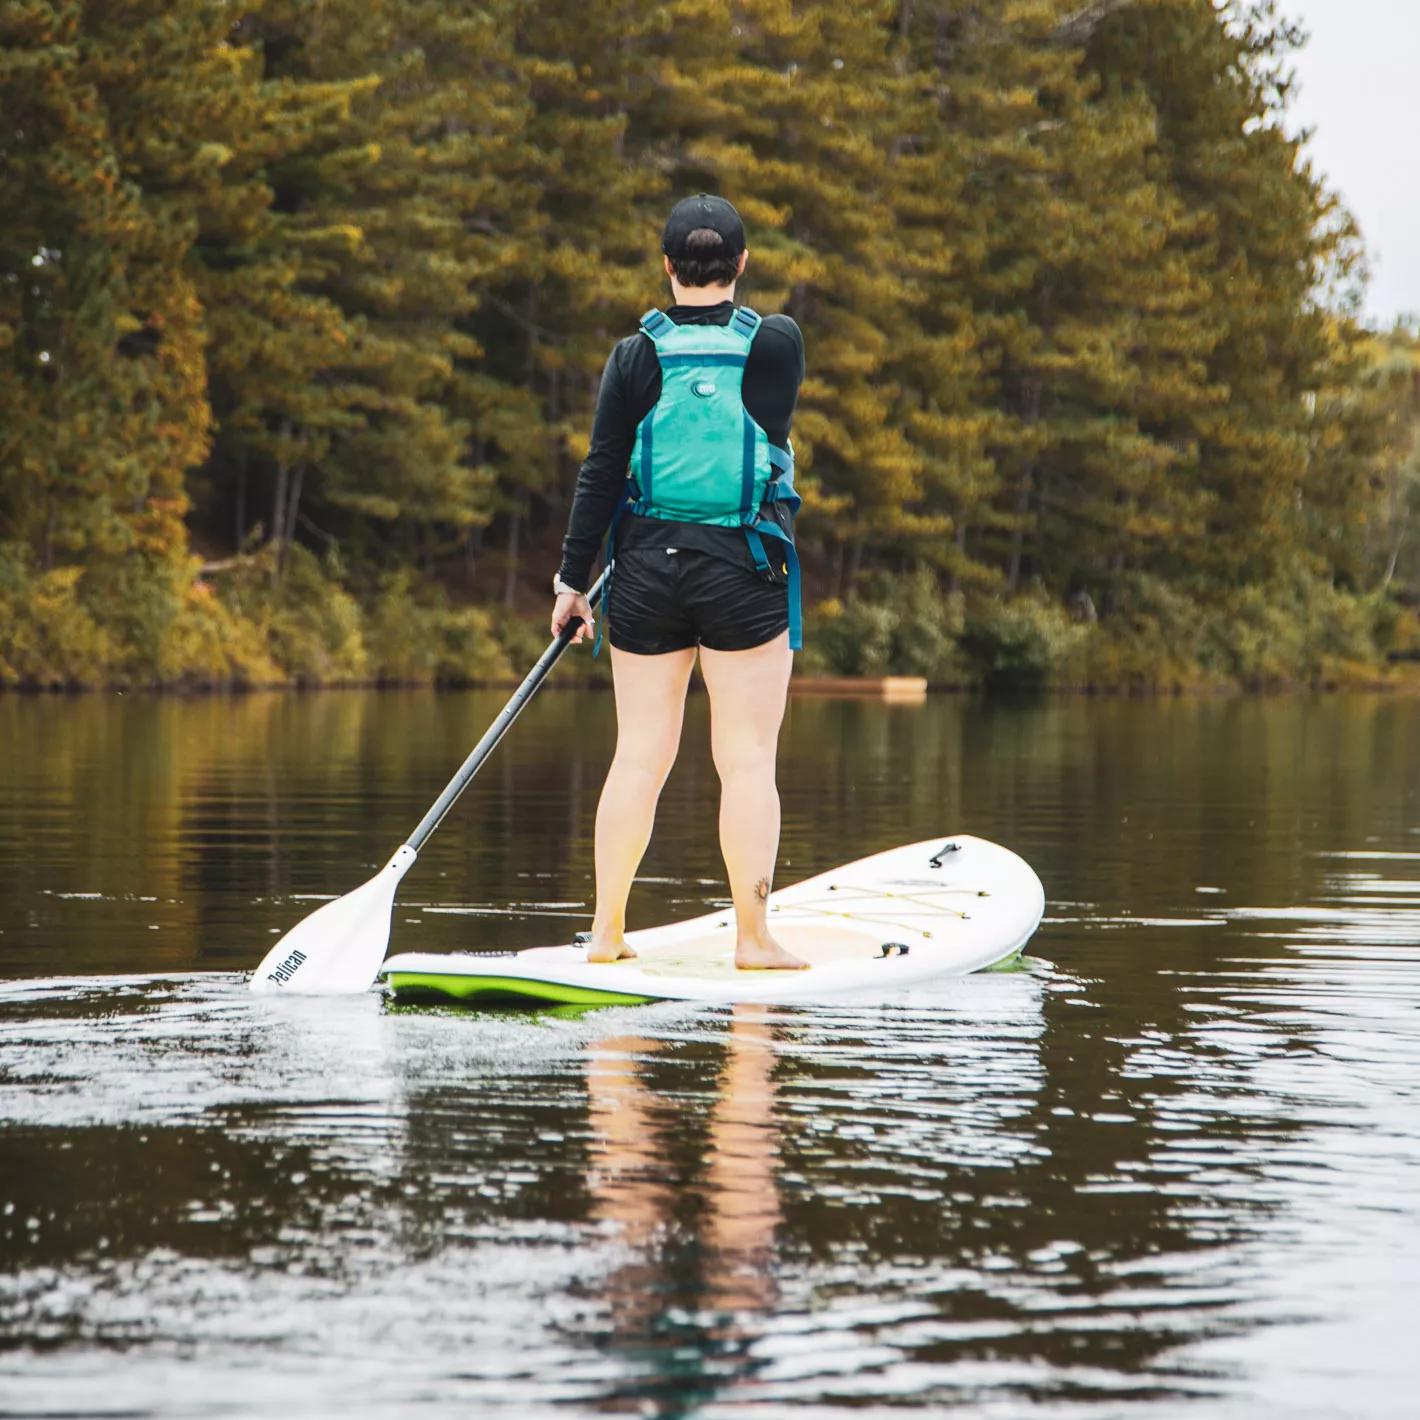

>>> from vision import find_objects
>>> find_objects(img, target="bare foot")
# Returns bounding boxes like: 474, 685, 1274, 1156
735, 935, 809, 971
584, 936, 636, 963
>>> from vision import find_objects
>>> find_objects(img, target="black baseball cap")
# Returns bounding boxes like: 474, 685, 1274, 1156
661, 193, 746, 260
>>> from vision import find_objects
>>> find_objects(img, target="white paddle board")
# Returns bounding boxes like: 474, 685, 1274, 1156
379, 835, 1044, 1007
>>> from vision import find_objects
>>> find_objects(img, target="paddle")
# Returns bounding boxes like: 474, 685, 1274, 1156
249, 570, 607, 995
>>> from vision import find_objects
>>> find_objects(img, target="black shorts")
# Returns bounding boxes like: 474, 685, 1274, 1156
607, 547, 788, 655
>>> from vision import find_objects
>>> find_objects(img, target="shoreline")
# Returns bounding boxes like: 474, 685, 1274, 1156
3, 669, 1418, 699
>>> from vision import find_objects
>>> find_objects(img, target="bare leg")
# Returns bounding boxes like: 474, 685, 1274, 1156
699, 630, 806, 970
587, 643, 697, 962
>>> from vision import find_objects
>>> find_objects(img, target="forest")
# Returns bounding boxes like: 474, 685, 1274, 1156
2, 0, 1418, 691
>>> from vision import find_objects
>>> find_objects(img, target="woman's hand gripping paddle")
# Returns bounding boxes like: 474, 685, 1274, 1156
249, 570, 606, 994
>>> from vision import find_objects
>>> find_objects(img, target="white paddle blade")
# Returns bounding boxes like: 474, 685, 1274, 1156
249, 845, 417, 995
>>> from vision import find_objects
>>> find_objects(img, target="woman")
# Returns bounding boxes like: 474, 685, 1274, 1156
550, 194, 806, 970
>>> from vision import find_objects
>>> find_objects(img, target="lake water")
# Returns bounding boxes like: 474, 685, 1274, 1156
1, 689, 1418, 1418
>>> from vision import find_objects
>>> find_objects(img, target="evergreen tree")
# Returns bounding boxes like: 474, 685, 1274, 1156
479, 0, 669, 599
0, 0, 1408, 687
200, 1, 521, 578
1083, 0, 1343, 589
0, 0, 223, 664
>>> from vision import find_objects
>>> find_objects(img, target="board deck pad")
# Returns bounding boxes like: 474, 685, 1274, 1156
380, 835, 1044, 1007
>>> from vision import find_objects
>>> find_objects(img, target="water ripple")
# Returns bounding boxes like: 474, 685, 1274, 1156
3, 692, 1420, 1416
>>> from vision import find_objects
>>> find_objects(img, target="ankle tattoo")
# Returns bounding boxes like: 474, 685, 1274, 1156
754, 877, 771, 903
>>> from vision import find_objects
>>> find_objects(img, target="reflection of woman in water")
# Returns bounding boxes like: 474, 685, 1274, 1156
585, 1005, 783, 1354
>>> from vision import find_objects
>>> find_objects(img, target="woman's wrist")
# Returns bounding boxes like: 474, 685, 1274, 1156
552, 574, 584, 597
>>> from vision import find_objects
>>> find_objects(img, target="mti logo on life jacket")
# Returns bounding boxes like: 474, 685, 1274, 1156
690, 379, 717, 398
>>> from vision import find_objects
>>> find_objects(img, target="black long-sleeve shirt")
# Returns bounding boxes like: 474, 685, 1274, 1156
556, 300, 805, 592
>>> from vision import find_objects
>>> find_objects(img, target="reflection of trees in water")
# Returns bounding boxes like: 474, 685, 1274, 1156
1, 1116, 325, 1286
762, 953, 1336, 1399
6, 687, 1417, 1405
0, 688, 626, 974
7, 689, 1415, 979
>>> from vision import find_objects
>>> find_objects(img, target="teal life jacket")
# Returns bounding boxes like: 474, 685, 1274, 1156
595, 304, 802, 653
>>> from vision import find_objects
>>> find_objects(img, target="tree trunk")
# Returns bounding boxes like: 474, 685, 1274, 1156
1381, 529, 1406, 591
465, 527, 480, 590
270, 460, 289, 578
503, 502, 521, 607
235, 456, 247, 551
1006, 376, 1043, 594
1006, 469, 1032, 594
948, 520, 967, 596
888, 0, 914, 160
281, 465, 305, 575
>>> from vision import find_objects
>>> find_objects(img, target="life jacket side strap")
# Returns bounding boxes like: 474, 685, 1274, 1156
743, 526, 772, 575
762, 477, 802, 515
743, 523, 802, 651
763, 441, 800, 516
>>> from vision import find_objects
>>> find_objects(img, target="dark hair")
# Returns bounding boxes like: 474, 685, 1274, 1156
668, 227, 740, 287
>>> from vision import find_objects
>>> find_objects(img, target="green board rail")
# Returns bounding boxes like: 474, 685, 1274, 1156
385, 972, 654, 1008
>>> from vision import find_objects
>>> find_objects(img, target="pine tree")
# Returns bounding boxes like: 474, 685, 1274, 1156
1083, 0, 1344, 590
0, 0, 220, 666
199, 1, 518, 579
476, 0, 670, 599
0, 0, 1403, 686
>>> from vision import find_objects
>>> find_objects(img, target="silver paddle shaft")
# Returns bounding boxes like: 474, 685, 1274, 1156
405, 568, 608, 853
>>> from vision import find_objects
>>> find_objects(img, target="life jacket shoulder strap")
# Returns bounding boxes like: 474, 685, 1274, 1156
730, 305, 761, 341
640, 305, 762, 350
639, 308, 676, 345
